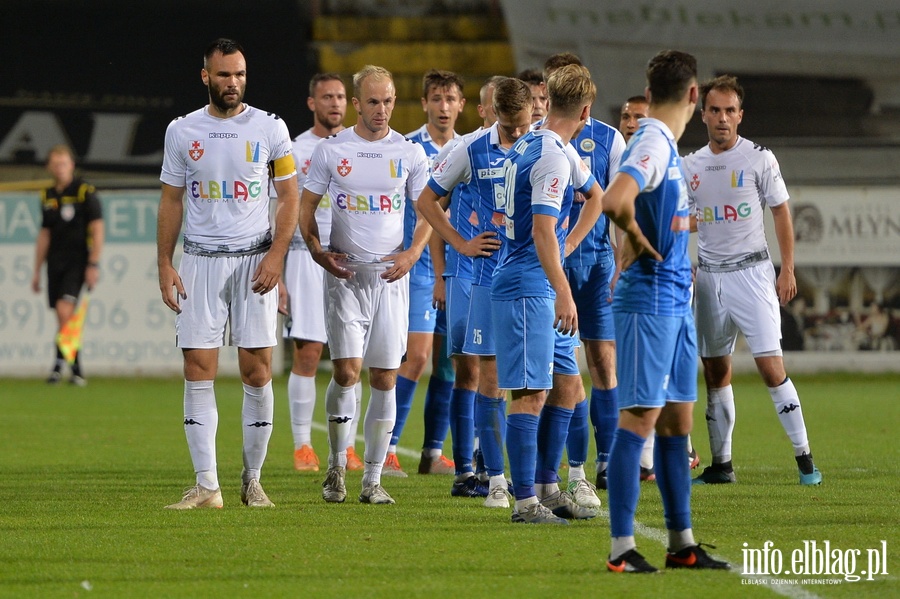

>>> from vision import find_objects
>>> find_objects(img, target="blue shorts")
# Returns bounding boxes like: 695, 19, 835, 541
408, 275, 437, 334
566, 262, 615, 341
463, 284, 495, 356
445, 276, 472, 355
493, 296, 579, 390
614, 312, 697, 409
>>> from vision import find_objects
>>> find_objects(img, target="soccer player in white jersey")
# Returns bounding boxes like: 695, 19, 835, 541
493, 65, 603, 524
385, 69, 465, 478
417, 77, 533, 505
603, 50, 728, 573
683, 75, 822, 486
282, 73, 365, 473
300, 65, 431, 505
158, 38, 299, 510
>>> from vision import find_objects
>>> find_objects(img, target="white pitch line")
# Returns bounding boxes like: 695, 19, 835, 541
311, 420, 821, 598
595, 508, 822, 599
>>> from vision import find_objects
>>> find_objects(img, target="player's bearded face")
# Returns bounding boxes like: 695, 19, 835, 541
209, 76, 245, 112
203, 51, 247, 115
312, 80, 347, 130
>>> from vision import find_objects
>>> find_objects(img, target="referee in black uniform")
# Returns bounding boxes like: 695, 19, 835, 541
31, 145, 104, 385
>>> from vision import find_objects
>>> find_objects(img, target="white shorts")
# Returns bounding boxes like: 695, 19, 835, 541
176, 252, 278, 349
694, 261, 783, 358
282, 248, 327, 343
325, 264, 409, 369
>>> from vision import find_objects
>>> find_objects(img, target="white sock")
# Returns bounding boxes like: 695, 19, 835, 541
325, 378, 356, 469
640, 434, 655, 470
184, 380, 219, 490
706, 385, 736, 463
387, 445, 398, 455
241, 381, 274, 482
768, 378, 811, 456
346, 381, 363, 452
536, 482, 559, 500
288, 373, 316, 449
489, 474, 507, 491
425, 448, 441, 459
515, 495, 538, 514
668, 528, 696, 553
568, 464, 585, 482
362, 386, 396, 487
611, 536, 636, 560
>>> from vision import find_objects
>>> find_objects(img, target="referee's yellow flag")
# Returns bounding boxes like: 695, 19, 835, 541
56, 291, 90, 364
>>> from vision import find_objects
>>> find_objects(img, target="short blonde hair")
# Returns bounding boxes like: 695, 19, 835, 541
46, 144, 76, 163
547, 64, 596, 115
353, 65, 393, 99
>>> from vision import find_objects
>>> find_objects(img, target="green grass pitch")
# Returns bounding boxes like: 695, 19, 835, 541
0, 372, 897, 598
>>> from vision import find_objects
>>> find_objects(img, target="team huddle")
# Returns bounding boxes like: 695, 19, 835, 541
156, 38, 822, 574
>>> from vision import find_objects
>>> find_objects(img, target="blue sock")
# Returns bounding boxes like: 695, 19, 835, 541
391, 375, 417, 446
608, 427, 645, 538
507, 413, 539, 500
536, 405, 573, 484
655, 434, 692, 532
423, 376, 454, 450
566, 399, 589, 467
449, 388, 476, 474
590, 387, 618, 464
475, 393, 507, 477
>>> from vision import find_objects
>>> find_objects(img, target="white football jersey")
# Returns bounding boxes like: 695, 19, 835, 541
682, 136, 789, 264
161, 105, 295, 252
293, 128, 333, 248
303, 127, 429, 263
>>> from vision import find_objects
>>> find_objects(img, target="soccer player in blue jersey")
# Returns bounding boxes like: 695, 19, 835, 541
542, 53, 626, 504
492, 64, 604, 524
385, 70, 466, 478
602, 50, 729, 573
418, 76, 532, 504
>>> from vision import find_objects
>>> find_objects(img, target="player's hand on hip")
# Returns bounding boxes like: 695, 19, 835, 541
621, 230, 662, 271
252, 253, 281, 295
381, 250, 414, 282
461, 231, 502, 257
159, 264, 186, 313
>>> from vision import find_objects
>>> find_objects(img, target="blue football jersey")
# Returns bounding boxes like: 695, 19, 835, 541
565, 117, 626, 268
492, 129, 595, 301
612, 118, 692, 316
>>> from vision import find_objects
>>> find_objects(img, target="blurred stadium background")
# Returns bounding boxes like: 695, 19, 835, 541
2, 0, 898, 376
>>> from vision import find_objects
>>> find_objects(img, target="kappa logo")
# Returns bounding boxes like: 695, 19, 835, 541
690, 173, 700, 191
184, 418, 203, 426
779, 403, 799, 415
337, 158, 352, 177
189, 140, 204, 161
247, 421, 272, 428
